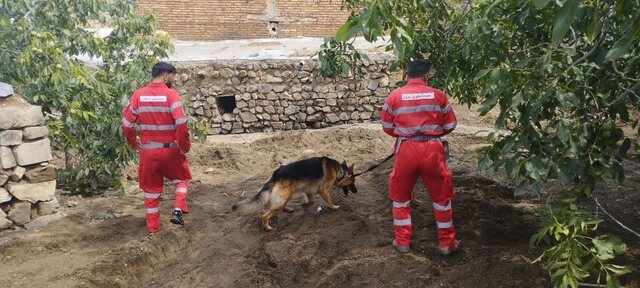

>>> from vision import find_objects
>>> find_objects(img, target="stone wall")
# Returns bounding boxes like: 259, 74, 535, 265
0, 82, 58, 231
174, 55, 401, 134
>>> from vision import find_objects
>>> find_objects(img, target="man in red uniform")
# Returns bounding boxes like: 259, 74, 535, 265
121, 62, 192, 233
380, 60, 460, 255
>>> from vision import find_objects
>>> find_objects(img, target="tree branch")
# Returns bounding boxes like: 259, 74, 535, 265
611, 80, 640, 105
571, 36, 604, 67
445, 0, 472, 39
612, 61, 640, 82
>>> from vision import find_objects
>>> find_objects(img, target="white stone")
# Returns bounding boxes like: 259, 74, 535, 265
10, 166, 26, 182
0, 172, 8, 186
7, 180, 56, 203
0, 130, 22, 146
0, 105, 46, 130
24, 212, 63, 230
326, 114, 340, 123
0, 216, 11, 230
240, 112, 258, 123
0, 188, 11, 203
0, 82, 14, 97
37, 197, 60, 216
12, 138, 52, 166
222, 113, 236, 122
265, 75, 284, 83
0, 147, 16, 169
284, 106, 299, 115
8, 201, 30, 225
22, 126, 49, 140
367, 80, 380, 91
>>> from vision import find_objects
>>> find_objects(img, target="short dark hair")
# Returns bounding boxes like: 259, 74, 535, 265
152, 62, 176, 78
406, 59, 431, 78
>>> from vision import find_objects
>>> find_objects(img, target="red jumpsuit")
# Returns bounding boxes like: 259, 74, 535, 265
380, 78, 458, 250
121, 82, 192, 233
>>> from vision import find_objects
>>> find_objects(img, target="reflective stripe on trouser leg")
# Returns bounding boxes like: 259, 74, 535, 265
144, 191, 161, 232
432, 200, 455, 248
173, 180, 189, 213
392, 203, 412, 247
388, 142, 419, 248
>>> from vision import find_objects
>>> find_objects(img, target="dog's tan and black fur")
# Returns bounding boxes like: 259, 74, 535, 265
232, 156, 357, 230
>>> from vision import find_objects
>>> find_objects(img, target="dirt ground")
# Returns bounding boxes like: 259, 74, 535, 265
0, 105, 638, 288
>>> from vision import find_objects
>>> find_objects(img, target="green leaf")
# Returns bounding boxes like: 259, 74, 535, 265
605, 264, 634, 276
533, 0, 552, 9
605, 30, 634, 61
606, 274, 621, 288
473, 69, 492, 82
552, 0, 580, 45
592, 235, 627, 260
557, 122, 569, 144
586, 9, 600, 43
556, 91, 580, 107
335, 18, 360, 42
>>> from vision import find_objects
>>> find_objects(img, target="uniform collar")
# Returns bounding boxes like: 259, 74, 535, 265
148, 82, 168, 88
407, 78, 426, 85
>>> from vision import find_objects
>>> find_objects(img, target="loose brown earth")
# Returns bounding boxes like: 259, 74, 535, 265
0, 105, 638, 288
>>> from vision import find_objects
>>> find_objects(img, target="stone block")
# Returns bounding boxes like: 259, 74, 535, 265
8, 201, 30, 225
0, 216, 11, 230
240, 112, 258, 123
273, 85, 286, 93
222, 113, 236, 122
0, 130, 22, 146
0, 105, 46, 130
0, 82, 14, 97
0, 188, 11, 203
10, 166, 26, 182
297, 113, 307, 122
265, 75, 284, 83
258, 84, 272, 93
12, 138, 52, 166
284, 106, 299, 115
37, 197, 60, 216
22, 126, 49, 141
0, 147, 16, 169
0, 172, 8, 186
326, 114, 340, 123
367, 80, 380, 91
7, 180, 56, 203
355, 90, 372, 97
24, 165, 56, 183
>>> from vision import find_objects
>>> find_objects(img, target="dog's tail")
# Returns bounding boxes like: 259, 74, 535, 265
231, 177, 274, 212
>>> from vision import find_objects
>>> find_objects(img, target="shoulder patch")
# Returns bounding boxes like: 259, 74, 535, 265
140, 95, 167, 102
401, 93, 435, 101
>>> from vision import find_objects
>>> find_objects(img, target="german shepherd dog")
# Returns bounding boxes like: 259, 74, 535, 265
232, 156, 357, 231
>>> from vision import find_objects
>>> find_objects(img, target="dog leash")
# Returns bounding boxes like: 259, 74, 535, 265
353, 139, 451, 177
353, 153, 394, 177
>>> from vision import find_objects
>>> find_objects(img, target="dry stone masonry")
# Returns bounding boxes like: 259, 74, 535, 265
0, 82, 58, 231
174, 55, 401, 134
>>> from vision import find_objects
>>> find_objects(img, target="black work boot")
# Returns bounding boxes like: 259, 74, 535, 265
170, 209, 184, 225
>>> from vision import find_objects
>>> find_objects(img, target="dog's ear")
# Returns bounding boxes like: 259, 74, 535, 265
341, 160, 347, 166
349, 164, 355, 173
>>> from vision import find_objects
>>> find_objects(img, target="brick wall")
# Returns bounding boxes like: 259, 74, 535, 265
137, 0, 350, 41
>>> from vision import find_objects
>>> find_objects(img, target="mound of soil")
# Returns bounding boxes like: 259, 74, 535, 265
0, 122, 638, 288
